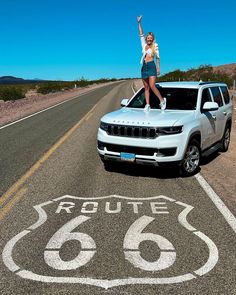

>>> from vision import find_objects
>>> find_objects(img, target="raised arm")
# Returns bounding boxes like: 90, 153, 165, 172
137, 15, 144, 36
137, 15, 145, 48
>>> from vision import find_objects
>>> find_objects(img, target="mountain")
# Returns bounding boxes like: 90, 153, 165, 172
1, 63, 235, 85
213, 63, 236, 77
0, 76, 45, 85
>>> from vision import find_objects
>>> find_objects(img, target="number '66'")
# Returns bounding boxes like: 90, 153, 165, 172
44, 215, 176, 271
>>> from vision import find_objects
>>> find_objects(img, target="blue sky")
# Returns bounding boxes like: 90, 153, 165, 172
0, 0, 235, 80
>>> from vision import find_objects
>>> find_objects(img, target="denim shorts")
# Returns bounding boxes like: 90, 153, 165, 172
141, 60, 157, 79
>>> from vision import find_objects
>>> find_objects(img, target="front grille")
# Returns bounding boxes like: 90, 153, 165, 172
107, 124, 158, 139
98, 141, 176, 157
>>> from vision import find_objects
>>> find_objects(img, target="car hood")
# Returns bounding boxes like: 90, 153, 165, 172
101, 108, 195, 127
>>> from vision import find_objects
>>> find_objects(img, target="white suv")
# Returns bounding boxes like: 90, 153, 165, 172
97, 81, 233, 176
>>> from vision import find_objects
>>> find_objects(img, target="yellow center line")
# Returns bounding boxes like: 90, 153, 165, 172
85, 112, 93, 121
0, 101, 99, 207
0, 187, 28, 221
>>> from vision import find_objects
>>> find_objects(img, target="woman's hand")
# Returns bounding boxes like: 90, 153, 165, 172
156, 68, 160, 76
137, 15, 142, 23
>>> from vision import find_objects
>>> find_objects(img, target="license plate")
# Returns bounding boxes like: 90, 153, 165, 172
120, 152, 135, 162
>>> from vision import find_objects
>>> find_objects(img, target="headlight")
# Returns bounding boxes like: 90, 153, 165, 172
158, 126, 183, 135
100, 121, 109, 132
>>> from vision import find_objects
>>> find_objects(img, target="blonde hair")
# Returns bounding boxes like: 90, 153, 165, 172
145, 32, 157, 57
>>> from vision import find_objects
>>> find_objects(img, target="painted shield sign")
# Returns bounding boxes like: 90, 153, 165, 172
2, 195, 219, 289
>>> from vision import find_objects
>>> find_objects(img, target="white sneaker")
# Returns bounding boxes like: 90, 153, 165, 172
160, 97, 166, 110
144, 104, 150, 112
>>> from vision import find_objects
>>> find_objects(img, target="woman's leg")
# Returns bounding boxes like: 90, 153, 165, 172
142, 78, 150, 105
149, 76, 164, 103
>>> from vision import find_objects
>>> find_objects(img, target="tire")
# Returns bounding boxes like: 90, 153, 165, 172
180, 139, 201, 176
220, 125, 231, 152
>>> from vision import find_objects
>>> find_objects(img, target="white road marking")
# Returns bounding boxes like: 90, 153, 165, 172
195, 173, 236, 234
124, 251, 176, 272
44, 216, 96, 270
131, 82, 136, 94
16, 269, 198, 288
81, 202, 99, 214
175, 200, 219, 276
27, 201, 53, 230
105, 201, 121, 213
0, 85, 113, 130
15, 270, 196, 288
2, 230, 29, 272
127, 201, 143, 213
176, 202, 196, 232
123, 216, 176, 271
2, 195, 219, 288
55, 202, 75, 214
194, 231, 219, 276
53, 194, 176, 202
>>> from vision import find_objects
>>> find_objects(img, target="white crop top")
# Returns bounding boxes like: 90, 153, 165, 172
140, 34, 160, 64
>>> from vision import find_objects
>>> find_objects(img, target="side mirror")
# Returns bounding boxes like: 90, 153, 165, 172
121, 98, 129, 107
203, 102, 219, 111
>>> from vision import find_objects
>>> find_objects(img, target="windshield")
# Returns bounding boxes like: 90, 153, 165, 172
128, 86, 198, 110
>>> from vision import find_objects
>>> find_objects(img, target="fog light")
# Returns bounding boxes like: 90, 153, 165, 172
97, 141, 105, 150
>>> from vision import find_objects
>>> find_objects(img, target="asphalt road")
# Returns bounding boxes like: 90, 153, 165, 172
0, 81, 236, 295
0, 82, 123, 196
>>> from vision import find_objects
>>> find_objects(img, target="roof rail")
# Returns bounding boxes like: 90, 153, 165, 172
199, 81, 224, 85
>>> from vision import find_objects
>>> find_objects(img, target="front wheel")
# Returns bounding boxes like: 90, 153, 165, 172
220, 125, 231, 152
180, 139, 201, 176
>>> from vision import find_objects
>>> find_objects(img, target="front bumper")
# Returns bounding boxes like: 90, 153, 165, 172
97, 128, 187, 166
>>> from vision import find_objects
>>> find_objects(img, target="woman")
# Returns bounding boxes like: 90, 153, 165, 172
137, 15, 166, 111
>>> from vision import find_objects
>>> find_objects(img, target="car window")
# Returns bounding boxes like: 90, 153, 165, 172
128, 89, 146, 108
220, 86, 230, 104
210, 87, 223, 107
201, 88, 212, 112
128, 87, 198, 110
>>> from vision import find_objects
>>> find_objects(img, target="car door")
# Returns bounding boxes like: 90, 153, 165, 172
199, 87, 217, 149
209, 86, 225, 142
219, 85, 232, 127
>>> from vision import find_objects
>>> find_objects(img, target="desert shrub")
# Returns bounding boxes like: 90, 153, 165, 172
37, 82, 74, 94
75, 77, 91, 87
37, 80, 93, 94
0, 86, 25, 101
37, 83, 61, 94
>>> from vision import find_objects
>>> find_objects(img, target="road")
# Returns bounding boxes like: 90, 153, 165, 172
0, 81, 236, 294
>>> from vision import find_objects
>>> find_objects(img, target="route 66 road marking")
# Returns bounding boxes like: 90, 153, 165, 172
2, 195, 219, 290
